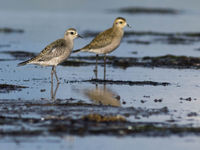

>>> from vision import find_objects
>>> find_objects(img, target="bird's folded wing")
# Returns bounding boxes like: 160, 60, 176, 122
83, 28, 113, 50
36, 39, 66, 61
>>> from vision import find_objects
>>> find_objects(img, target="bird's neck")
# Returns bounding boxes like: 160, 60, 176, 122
112, 26, 124, 37
64, 36, 74, 50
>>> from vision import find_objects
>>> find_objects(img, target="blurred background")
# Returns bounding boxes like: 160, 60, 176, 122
1, 0, 200, 56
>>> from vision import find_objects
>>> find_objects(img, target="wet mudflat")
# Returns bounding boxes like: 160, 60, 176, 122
1, 0, 200, 149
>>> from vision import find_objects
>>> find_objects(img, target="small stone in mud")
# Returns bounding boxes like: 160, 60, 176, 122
135, 116, 141, 119
140, 100, 147, 103
82, 114, 126, 122
166, 119, 176, 123
180, 97, 193, 101
40, 89, 46, 92
122, 101, 126, 104
160, 107, 169, 113
187, 112, 198, 117
154, 99, 163, 102
131, 51, 138, 55
143, 95, 150, 98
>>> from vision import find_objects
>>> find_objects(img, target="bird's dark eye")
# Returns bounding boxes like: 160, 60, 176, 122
119, 21, 123, 24
70, 32, 74, 35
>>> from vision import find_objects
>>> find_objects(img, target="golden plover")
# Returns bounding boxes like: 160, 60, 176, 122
73, 17, 130, 80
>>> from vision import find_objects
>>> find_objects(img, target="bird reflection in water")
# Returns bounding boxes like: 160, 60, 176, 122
84, 83, 121, 107
51, 82, 60, 100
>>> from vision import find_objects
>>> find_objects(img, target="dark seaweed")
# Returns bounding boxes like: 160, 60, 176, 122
81, 79, 170, 86
0, 84, 28, 93
0, 28, 24, 33
116, 7, 179, 15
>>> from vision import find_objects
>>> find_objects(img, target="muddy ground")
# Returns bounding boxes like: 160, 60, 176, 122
1, 45, 200, 138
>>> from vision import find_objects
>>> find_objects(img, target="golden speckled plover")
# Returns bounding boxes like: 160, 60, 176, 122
73, 17, 130, 80
18, 28, 82, 83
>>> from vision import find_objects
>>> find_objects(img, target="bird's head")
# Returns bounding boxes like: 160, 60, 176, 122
113, 17, 131, 29
65, 28, 82, 39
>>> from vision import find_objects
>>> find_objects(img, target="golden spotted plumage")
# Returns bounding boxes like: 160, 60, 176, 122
72, 17, 129, 80
83, 28, 114, 50
73, 17, 128, 54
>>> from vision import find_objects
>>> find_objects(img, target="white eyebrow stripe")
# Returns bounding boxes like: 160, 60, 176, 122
117, 19, 126, 22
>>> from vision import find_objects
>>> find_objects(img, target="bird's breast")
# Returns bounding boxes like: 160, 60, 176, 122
93, 37, 122, 54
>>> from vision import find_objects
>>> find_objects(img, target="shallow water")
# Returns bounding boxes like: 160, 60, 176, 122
1, 136, 200, 150
1, 0, 200, 149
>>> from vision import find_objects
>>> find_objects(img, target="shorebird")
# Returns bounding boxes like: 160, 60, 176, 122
73, 17, 130, 80
18, 28, 82, 83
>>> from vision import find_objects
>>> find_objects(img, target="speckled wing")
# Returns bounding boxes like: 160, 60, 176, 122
83, 28, 113, 50
35, 39, 67, 61
18, 39, 67, 66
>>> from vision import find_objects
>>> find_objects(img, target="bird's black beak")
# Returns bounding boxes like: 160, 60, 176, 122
127, 23, 131, 28
78, 34, 83, 38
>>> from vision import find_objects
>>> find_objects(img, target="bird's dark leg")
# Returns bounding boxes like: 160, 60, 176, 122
51, 66, 54, 84
104, 54, 106, 81
51, 66, 54, 99
53, 66, 60, 83
93, 54, 98, 79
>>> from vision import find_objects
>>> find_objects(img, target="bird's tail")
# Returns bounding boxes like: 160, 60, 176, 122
73, 49, 82, 53
18, 59, 33, 66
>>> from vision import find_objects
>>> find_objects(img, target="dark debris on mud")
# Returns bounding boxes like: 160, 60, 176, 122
0, 28, 24, 33
0, 99, 190, 137
1, 116, 200, 137
80, 79, 170, 86
142, 55, 200, 69
47, 121, 200, 137
0, 44, 10, 48
114, 7, 179, 15
0, 99, 199, 137
0, 84, 27, 93
3, 50, 200, 69
0, 51, 36, 60
66, 55, 200, 69
179, 97, 197, 101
